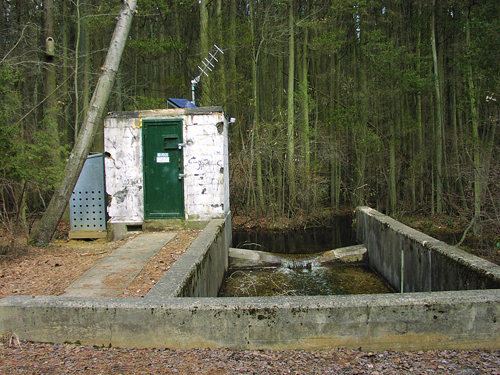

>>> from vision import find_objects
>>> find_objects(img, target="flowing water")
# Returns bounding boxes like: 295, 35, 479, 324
219, 264, 394, 297
221, 215, 394, 297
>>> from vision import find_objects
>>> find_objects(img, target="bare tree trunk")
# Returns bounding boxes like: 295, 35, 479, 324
30, 0, 137, 247
200, 0, 210, 105
44, 0, 59, 162
82, 0, 91, 125
74, 0, 82, 141
61, 0, 70, 146
355, 7, 368, 207
431, 0, 444, 213
466, 11, 481, 235
416, 3, 424, 207
389, 97, 398, 214
451, 71, 468, 210
229, 0, 237, 117
330, 53, 341, 211
249, 0, 264, 212
286, 1, 296, 205
301, 23, 310, 184
277, 48, 284, 117
216, 0, 226, 107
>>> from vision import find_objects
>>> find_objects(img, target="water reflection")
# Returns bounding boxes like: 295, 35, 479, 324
232, 215, 357, 254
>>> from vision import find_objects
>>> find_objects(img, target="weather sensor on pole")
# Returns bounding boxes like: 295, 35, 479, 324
191, 44, 224, 106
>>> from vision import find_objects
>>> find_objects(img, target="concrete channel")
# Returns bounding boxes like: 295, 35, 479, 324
1, 208, 500, 350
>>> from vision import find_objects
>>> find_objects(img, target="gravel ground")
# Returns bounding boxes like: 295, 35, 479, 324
1, 341, 500, 374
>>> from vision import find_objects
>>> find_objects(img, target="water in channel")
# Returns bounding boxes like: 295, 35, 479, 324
232, 215, 357, 254
221, 215, 394, 297
220, 264, 393, 297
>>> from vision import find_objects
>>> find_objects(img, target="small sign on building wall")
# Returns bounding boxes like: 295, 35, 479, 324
156, 152, 170, 163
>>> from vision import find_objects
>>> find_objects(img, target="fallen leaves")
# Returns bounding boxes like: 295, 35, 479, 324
0, 237, 129, 299
119, 229, 200, 298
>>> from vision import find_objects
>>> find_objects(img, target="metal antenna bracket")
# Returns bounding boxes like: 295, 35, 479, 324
191, 44, 224, 106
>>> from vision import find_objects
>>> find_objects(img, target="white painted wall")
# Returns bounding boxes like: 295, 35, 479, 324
183, 113, 225, 220
104, 108, 229, 224
104, 116, 144, 223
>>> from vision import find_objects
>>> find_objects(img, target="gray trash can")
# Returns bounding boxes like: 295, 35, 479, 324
69, 153, 107, 239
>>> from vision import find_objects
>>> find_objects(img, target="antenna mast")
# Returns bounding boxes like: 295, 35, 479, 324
191, 44, 224, 106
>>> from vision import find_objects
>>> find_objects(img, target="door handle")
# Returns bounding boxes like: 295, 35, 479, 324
178, 173, 186, 180
178, 143, 186, 149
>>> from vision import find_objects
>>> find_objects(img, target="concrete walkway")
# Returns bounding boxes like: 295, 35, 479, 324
62, 232, 176, 297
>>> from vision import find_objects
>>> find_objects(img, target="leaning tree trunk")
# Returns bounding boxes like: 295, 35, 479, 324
30, 0, 137, 247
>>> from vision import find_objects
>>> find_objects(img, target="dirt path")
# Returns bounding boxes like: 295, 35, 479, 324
0, 229, 200, 299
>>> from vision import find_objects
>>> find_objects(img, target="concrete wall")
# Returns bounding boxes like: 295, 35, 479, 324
356, 206, 500, 293
104, 107, 229, 225
2, 209, 500, 350
2, 291, 500, 351
147, 214, 230, 299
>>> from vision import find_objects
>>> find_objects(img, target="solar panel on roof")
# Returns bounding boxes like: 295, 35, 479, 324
167, 98, 197, 108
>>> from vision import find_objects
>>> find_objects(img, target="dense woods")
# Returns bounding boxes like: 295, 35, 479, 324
1, 1, 499, 243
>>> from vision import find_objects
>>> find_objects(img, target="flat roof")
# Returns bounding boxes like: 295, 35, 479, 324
106, 106, 224, 119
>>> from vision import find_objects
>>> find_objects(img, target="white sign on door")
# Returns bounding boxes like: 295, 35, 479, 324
156, 152, 170, 163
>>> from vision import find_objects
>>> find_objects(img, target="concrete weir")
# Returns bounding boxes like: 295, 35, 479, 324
1, 208, 500, 350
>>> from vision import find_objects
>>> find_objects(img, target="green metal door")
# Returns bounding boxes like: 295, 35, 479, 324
143, 119, 184, 219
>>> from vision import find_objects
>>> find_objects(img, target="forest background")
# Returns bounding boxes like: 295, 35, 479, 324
0, 0, 499, 255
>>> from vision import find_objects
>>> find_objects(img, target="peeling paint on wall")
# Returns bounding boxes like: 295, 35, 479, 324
184, 113, 226, 220
104, 108, 229, 224
105, 117, 144, 223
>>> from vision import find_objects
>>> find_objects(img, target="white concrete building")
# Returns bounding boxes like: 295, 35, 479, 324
103, 107, 229, 237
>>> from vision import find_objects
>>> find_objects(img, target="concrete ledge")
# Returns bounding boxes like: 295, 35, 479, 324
1, 290, 499, 350
356, 206, 500, 292
146, 215, 229, 299
143, 219, 212, 232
